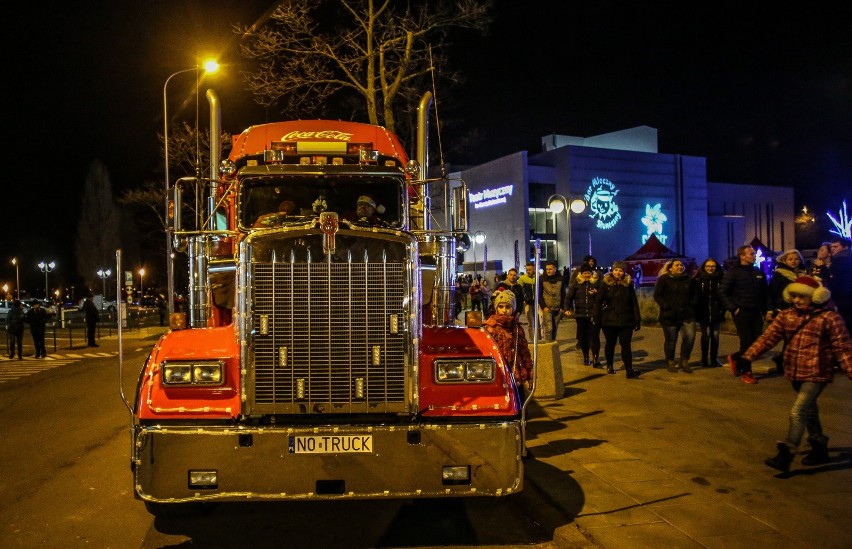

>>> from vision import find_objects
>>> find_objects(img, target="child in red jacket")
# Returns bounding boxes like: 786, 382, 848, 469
483, 290, 533, 399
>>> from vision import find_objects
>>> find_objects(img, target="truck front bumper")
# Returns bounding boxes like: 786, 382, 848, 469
133, 421, 523, 503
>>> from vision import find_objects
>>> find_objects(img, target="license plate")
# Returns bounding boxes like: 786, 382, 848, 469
288, 434, 373, 454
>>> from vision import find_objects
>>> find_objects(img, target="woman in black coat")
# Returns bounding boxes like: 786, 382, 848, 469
654, 259, 698, 373
564, 264, 602, 367
694, 258, 725, 367
592, 261, 641, 378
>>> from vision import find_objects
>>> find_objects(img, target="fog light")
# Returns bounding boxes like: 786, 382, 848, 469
441, 465, 471, 485
188, 470, 218, 489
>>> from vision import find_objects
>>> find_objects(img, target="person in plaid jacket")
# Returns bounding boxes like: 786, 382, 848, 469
733, 275, 852, 473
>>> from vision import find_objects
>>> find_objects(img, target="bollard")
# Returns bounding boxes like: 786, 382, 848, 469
534, 340, 564, 400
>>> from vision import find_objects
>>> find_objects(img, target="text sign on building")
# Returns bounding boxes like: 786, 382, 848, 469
469, 184, 514, 209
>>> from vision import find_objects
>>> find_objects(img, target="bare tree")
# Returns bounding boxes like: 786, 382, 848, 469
236, 0, 493, 133
74, 160, 122, 290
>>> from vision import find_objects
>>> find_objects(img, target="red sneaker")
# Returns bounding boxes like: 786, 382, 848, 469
741, 372, 758, 384
727, 354, 740, 376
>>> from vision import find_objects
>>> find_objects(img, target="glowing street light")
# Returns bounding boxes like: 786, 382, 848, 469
11, 257, 19, 300
163, 59, 220, 317
138, 268, 146, 303
471, 230, 486, 275
547, 194, 587, 271
38, 260, 56, 300
97, 268, 112, 310
2, 283, 8, 300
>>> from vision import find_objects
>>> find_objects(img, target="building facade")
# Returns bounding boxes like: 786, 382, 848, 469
454, 127, 794, 275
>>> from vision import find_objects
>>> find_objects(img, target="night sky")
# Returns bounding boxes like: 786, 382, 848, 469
5, 1, 850, 295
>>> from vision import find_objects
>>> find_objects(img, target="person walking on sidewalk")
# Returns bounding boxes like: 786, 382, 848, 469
694, 258, 725, 367
519, 262, 541, 341
593, 261, 641, 378
564, 264, 602, 367
539, 261, 565, 342
654, 259, 698, 373
25, 300, 49, 358
731, 275, 852, 473
482, 290, 533, 401
82, 294, 100, 347
720, 245, 768, 384
6, 300, 25, 360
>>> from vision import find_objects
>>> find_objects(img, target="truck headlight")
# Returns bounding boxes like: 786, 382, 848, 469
434, 359, 495, 383
162, 360, 225, 386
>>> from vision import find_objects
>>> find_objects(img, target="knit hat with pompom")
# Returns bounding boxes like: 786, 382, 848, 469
782, 275, 831, 304
491, 289, 516, 312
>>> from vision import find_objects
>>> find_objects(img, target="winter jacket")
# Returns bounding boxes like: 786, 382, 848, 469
767, 263, 802, 315
694, 268, 725, 324
6, 305, 25, 335
719, 263, 768, 314
593, 272, 640, 329
482, 313, 533, 383
742, 305, 852, 383
653, 272, 697, 326
564, 273, 601, 318
538, 273, 564, 310
826, 250, 852, 321
82, 299, 100, 324
25, 306, 49, 334
518, 273, 536, 306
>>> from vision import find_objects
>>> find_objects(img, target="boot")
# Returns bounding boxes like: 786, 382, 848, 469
679, 358, 693, 373
625, 367, 641, 379
582, 354, 591, 366
801, 436, 830, 466
606, 364, 615, 375
765, 442, 794, 472
592, 356, 603, 369
666, 359, 679, 373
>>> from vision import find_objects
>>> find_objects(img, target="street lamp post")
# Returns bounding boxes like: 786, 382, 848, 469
547, 194, 587, 272
471, 231, 486, 275
11, 257, 19, 300
163, 60, 220, 318
38, 260, 56, 300
97, 268, 112, 310
138, 268, 145, 303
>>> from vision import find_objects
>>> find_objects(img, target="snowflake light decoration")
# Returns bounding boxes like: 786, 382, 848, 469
641, 203, 668, 243
826, 199, 851, 238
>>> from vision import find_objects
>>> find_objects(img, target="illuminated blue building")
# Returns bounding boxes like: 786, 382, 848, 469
453, 126, 795, 275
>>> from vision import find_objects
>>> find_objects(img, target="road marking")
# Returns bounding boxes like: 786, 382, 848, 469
0, 351, 120, 384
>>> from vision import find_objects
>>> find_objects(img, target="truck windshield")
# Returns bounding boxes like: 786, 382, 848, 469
240, 175, 403, 229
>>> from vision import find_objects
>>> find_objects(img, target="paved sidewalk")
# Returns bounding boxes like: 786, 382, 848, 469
522, 318, 852, 548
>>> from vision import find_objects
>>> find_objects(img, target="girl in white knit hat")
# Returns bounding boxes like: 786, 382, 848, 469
733, 275, 852, 473
483, 289, 533, 399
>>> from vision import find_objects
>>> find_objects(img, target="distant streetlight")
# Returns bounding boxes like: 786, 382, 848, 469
471, 230, 486, 275
164, 59, 220, 317
37, 260, 56, 300
2, 283, 8, 299
138, 268, 146, 302
97, 268, 112, 309
11, 257, 19, 300
547, 194, 587, 270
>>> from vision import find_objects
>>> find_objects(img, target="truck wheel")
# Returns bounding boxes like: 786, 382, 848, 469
143, 500, 218, 518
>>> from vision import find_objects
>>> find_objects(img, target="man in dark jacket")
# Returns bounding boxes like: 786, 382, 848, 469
827, 237, 852, 329
720, 245, 768, 384
82, 294, 100, 347
6, 300, 25, 359
25, 300, 49, 358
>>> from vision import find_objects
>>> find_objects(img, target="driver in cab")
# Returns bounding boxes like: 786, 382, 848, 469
345, 195, 385, 226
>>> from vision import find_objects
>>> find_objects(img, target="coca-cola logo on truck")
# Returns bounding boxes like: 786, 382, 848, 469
282, 130, 354, 141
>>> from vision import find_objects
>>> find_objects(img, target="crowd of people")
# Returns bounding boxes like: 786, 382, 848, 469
462, 236, 852, 474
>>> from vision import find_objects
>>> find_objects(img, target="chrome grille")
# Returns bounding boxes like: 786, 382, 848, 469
249, 234, 409, 414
